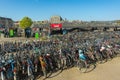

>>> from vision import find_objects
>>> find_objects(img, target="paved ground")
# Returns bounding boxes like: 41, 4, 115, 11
38, 57, 120, 80
0, 37, 49, 43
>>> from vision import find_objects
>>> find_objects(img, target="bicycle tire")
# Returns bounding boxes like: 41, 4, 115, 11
78, 60, 87, 73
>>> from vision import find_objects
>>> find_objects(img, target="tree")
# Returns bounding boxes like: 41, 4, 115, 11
19, 17, 33, 37
19, 17, 33, 29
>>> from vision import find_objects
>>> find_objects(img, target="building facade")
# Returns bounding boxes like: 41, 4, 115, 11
0, 17, 14, 28
50, 16, 63, 23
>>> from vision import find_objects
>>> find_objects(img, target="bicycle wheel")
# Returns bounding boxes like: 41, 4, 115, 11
95, 53, 103, 64
78, 60, 87, 73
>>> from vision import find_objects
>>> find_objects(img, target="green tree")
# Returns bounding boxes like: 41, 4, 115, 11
20, 17, 33, 29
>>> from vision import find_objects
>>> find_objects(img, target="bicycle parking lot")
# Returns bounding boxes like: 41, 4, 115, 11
0, 30, 120, 80
38, 57, 120, 80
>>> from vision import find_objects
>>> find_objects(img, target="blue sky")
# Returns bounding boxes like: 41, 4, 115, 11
0, 0, 120, 21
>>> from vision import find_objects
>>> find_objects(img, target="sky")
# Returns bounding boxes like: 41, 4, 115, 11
0, 0, 120, 21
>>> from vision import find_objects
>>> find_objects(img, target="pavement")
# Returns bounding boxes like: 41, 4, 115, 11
0, 37, 49, 43
38, 57, 120, 80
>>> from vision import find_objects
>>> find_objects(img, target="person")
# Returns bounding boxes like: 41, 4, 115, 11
39, 54, 47, 78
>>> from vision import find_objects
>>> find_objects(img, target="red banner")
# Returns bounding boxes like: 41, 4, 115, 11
50, 23, 62, 29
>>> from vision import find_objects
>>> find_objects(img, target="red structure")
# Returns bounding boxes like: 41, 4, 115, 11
49, 16, 63, 34
50, 23, 62, 29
